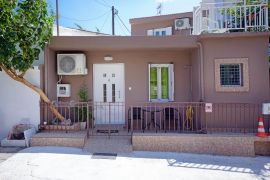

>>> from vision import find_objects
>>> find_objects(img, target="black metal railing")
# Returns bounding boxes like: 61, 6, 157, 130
40, 101, 269, 135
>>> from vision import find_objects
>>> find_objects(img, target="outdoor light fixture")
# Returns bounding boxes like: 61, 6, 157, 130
104, 55, 113, 61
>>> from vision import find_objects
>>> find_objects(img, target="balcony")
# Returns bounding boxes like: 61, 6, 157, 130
193, 0, 269, 35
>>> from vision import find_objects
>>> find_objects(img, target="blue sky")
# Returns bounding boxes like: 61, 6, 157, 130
48, 0, 201, 35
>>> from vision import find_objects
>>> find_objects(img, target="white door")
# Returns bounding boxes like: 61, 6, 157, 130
93, 63, 125, 124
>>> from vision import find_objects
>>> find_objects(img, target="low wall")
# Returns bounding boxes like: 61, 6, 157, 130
30, 132, 86, 148
132, 133, 270, 157
0, 67, 40, 140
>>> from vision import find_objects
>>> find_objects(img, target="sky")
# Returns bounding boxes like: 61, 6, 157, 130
48, 0, 201, 35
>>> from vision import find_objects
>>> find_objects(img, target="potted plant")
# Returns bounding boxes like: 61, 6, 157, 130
76, 84, 91, 130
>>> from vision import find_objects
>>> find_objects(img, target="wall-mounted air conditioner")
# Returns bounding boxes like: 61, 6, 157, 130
57, 54, 88, 75
175, 18, 190, 30
57, 84, 71, 97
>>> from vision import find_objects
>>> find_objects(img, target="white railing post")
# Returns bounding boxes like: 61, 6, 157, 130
244, 0, 247, 31
266, 1, 269, 29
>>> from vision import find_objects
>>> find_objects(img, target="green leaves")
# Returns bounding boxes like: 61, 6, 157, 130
0, 0, 53, 74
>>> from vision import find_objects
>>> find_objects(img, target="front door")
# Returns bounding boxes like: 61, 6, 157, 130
93, 63, 125, 124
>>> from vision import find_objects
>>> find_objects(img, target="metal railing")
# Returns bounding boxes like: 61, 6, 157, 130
206, 103, 269, 133
128, 102, 269, 134
128, 102, 205, 133
40, 101, 269, 135
193, 1, 268, 35
40, 101, 90, 132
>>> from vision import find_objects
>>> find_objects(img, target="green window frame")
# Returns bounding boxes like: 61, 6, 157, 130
149, 64, 174, 102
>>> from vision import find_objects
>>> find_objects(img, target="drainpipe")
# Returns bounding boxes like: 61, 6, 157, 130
197, 42, 205, 102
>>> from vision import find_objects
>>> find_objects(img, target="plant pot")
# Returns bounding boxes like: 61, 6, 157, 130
80, 122, 86, 130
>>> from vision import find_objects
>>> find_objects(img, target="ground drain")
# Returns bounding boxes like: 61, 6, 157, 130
96, 129, 119, 134
91, 153, 117, 160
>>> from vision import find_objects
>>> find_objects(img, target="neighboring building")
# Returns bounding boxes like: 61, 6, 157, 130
52, 25, 109, 36
42, 0, 269, 134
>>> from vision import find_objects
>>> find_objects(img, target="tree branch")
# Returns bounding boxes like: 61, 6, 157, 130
0, 63, 65, 121
18, 70, 27, 78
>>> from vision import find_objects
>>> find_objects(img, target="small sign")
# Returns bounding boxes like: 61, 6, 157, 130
205, 103, 213, 113
262, 103, 270, 115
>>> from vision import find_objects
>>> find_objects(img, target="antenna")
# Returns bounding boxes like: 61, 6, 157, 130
156, 3, 162, 15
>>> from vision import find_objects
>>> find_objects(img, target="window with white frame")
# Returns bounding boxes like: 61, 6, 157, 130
147, 27, 172, 36
149, 64, 174, 101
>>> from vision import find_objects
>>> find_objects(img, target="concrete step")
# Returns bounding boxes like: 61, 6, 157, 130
83, 136, 133, 154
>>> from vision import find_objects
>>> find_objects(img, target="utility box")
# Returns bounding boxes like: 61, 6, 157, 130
262, 103, 270, 115
57, 84, 71, 97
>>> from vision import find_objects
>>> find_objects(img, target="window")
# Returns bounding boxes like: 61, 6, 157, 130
215, 58, 249, 92
149, 64, 174, 101
147, 27, 172, 36
220, 64, 242, 86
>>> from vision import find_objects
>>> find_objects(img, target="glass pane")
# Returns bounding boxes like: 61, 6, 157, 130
220, 64, 241, 86
161, 67, 169, 99
112, 84, 115, 103
103, 84, 107, 102
161, 31, 166, 36
150, 67, 158, 99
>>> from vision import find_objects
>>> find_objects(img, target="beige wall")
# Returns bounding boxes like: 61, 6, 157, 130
46, 49, 58, 100
201, 35, 269, 103
47, 50, 193, 105
45, 33, 270, 105
191, 49, 200, 101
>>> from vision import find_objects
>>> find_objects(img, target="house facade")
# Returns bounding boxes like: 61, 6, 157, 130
42, 0, 269, 133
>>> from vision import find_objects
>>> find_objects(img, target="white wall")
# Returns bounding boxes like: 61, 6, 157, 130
0, 67, 40, 140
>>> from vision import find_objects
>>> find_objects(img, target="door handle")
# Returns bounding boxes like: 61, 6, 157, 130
118, 91, 120, 98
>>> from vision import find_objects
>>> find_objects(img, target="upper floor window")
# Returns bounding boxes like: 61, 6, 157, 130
147, 27, 172, 36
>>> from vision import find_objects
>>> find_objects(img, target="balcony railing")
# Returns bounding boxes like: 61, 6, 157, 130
193, 1, 269, 35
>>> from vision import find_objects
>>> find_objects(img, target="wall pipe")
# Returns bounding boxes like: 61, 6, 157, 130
197, 42, 205, 102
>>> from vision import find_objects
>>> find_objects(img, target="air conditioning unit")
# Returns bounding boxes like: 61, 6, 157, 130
57, 54, 88, 75
175, 18, 190, 30
57, 84, 71, 97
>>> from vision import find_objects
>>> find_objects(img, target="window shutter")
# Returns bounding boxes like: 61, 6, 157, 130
147, 29, 153, 36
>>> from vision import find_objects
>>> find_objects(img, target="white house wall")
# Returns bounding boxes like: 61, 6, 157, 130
0, 67, 40, 140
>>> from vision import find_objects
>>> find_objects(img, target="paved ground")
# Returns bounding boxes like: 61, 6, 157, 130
0, 147, 24, 163
0, 146, 269, 180
83, 136, 132, 153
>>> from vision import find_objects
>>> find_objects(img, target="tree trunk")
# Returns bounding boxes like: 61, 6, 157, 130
1, 66, 65, 121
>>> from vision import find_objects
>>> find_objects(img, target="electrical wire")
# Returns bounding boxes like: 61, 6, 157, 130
94, 0, 111, 8
60, 10, 111, 22
100, 0, 111, 7
116, 13, 131, 34
116, 15, 127, 35
100, 11, 111, 32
